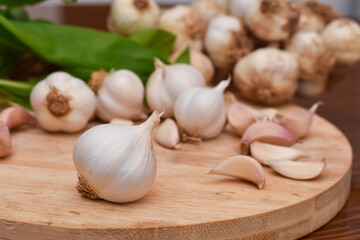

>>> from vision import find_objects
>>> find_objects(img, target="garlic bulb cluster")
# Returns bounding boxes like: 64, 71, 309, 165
192, 0, 224, 25
158, 5, 205, 53
146, 59, 205, 118
239, 0, 299, 41
107, 0, 160, 36
89, 69, 145, 122
322, 18, 360, 65
233, 48, 299, 105
205, 15, 252, 71
174, 77, 231, 139
73, 111, 162, 203
30, 71, 96, 133
291, 1, 338, 33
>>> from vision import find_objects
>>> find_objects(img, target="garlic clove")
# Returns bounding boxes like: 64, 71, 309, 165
250, 141, 308, 166
268, 158, 326, 180
227, 100, 258, 136
210, 155, 265, 189
109, 118, 134, 125
274, 102, 322, 138
240, 121, 296, 154
0, 121, 12, 157
257, 108, 278, 121
190, 50, 215, 84
155, 118, 181, 149
0, 106, 37, 130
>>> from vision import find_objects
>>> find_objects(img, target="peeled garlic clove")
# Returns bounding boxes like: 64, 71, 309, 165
275, 102, 322, 138
174, 76, 230, 139
240, 121, 296, 154
210, 155, 265, 189
110, 118, 134, 125
0, 106, 36, 129
107, 0, 160, 36
30, 71, 96, 133
155, 118, 181, 150
227, 100, 258, 136
250, 142, 308, 166
268, 158, 326, 180
0, 121, 12, 157
146, 58, 205, 118
73, 111, 163, 203
90, 69, 145, 122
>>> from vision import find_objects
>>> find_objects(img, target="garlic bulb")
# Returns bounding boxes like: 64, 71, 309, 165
146, 59, 205, 118
233, 48, 299, 105
229, 0, 259, 21
322, 18, 360, 65
89, 69, 145, 122
158, 5, 205, 53
73, 111, 162, 203
243, 0, 299, 41
174, 77, 231, 139
291, 1, 338, 33
286, 31, 335, 96
192, 0, 224, 25
30, 71, 96, 133
190, 50, 215, 84
205, 15, 252, 72
107, 0, 160, 36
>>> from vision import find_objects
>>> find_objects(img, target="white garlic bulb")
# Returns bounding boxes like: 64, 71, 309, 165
205, 15, 252, 71
192, 0, 224, 25
73, 111, 162, 203
146, 59, 205, 118
233, 48, 299, 105
158, 5, 205, 53
174, 77, 231, 139
322, 18, 360, 65
229, 0, 258, 21
30, 71, 96, 133
107, 0, 160, 36
89, 70, 145, 122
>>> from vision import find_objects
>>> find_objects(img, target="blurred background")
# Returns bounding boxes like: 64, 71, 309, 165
27, 0, 360, 24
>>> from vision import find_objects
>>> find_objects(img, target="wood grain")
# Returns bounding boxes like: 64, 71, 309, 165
0, 105, 352, 239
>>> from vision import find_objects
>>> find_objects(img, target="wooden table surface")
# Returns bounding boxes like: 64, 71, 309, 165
39, 5, 360, 239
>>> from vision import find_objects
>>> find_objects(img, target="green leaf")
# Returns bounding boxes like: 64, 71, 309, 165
0, 15, 176, 81
0, 0, 44, 8
174, 47, 191, 64
130, 29, 176, 62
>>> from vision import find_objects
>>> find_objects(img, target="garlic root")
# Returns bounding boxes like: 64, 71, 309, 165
250, 142, 308, 166
268, 158, 326, 180
155, 118, 181, 149
210, 155, 265, 189
240, 121, 296, 154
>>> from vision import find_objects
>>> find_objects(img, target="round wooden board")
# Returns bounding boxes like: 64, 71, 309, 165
0, 105, 352, 240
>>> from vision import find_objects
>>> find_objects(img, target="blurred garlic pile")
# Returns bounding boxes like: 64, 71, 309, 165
107, 0, 360, 105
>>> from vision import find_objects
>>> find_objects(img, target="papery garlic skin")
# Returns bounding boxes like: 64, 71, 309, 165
146, 59, 205, 118
91, 70, 145, 122
233, 48, 299, 105
205, 15, 252, 71
244, 0, 299, 41
174, 77, 230, 139
190, 50, 215, 84
192, 0, 224, 25
158, 5, 205, 52
107, 0, 160, 36
73, 111, 162, 203
286, 31, 335, 85
322, 18, 360, 65
30, 71, 96, 133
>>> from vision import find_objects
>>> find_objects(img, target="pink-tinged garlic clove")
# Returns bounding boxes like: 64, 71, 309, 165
155, 118, 181, 149
240, 121, 296, 154
227, 100, 259, 136
274, 102, 322, 138
268, 158, 326, 180
210, 155, 265, 189
0, 121, 12, 157
0, 106, 37, 130
250, 141, 308, 166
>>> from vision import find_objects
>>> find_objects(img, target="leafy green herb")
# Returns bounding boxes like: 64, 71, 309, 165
0, 0, 76, 8
174, 47, 191, 64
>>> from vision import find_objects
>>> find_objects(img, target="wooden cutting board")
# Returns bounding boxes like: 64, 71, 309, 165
0, 104, 352, 240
